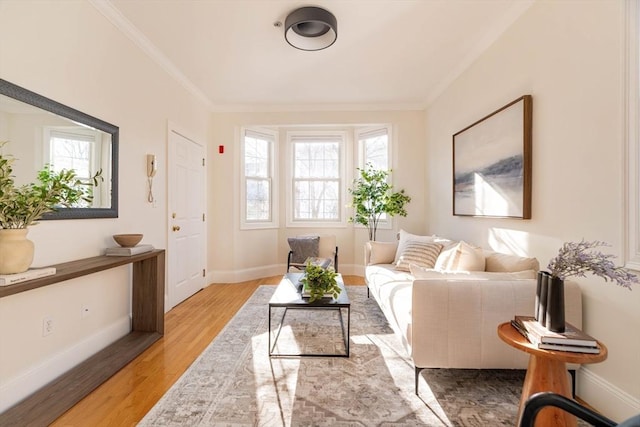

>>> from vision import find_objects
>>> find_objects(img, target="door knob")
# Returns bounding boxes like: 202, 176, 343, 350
172, 225, 181, 231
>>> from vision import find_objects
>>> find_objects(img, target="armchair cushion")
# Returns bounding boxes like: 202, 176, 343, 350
287, 236, 319, 264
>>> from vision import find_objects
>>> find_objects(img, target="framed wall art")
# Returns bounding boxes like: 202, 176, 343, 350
452, 95, 532, 219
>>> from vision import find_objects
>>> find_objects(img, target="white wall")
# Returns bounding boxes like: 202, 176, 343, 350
209, 110, 426, 282
425, 0, 639, 420
0, 1, 210, 410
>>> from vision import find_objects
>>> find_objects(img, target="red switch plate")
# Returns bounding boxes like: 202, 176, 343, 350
218, 145, 224, 154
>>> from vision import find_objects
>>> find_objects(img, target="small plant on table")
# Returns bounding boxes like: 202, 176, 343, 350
300, 262, 341, 303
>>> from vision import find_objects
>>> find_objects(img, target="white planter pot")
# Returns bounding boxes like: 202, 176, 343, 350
0, 228, 35, 274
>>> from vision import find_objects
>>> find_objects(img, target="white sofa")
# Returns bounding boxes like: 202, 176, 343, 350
364, 231, 583, 394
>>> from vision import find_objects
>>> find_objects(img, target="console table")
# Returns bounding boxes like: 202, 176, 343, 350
0, 250, 165, 426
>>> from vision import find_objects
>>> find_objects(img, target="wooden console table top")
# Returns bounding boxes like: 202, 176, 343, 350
0, 250, 165, 426
0, 249, 165, 298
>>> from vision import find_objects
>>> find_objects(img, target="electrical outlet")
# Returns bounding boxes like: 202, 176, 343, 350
42, 316, 54, 336
81, 304, 90, 319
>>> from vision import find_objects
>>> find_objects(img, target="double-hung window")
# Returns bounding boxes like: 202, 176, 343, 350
288, 131, 345, 225
356, 125, 392, 226
241, 128, 277, 229
357, 125, 390, 171
44, 127, 103, 207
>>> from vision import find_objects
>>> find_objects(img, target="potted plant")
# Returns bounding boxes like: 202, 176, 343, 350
540, 240, 638, 332
299, 262, 341, 303
348, 163, 411, 241
0, 144, 101, 274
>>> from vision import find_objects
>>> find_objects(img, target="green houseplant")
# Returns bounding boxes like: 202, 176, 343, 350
299, 262, 341, 303
0, 144, 101, 273
348, 164, 411, 241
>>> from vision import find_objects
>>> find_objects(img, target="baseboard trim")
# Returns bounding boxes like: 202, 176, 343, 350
578, 367, 640, 422
208, 264, 360, 284
0, 316, 130, 412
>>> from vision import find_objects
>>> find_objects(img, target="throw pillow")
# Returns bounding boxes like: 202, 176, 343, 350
395, 241, 443, 272
434, 244, 458, 270
485, 251, 540, 272
368, 241, 398, 265
442, 241, 485, 271
287, 236, 320, 264
394, 229, 437, 263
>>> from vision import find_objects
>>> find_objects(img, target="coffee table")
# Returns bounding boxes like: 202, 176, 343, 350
268, 273, 350, 357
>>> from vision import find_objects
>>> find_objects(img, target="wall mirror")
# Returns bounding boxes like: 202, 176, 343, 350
0, 79, 118, 220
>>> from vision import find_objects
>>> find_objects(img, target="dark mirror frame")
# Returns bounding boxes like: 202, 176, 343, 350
0, 79, 118, 220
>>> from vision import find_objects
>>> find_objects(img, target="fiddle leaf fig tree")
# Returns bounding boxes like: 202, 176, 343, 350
0, 143, 102, 229
348, 164, 411, 241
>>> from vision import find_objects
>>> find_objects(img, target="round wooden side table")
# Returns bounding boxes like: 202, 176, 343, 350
498, 322, 607, 427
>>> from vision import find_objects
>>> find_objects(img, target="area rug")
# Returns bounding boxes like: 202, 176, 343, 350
138, 285, 527, 426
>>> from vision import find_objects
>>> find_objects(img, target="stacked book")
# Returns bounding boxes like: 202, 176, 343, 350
511, 315, 600, 354
0, 267, 57, 286
105, 244, 154, 256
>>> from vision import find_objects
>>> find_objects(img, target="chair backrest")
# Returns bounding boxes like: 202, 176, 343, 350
317, 235, 337, 258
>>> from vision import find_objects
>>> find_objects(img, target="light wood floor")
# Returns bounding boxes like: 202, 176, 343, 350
51, 275, 365, 427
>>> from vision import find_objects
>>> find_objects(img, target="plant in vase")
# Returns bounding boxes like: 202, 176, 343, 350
348, 163, 411, 241
299, 262, 341, 303
539, 240, 638, 332
0, 144, 102, 274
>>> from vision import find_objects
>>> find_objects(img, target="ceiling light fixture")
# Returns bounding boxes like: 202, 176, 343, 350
284, 6, 337, 51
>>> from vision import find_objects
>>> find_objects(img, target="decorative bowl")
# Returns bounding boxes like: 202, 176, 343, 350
112, 234, 143, 247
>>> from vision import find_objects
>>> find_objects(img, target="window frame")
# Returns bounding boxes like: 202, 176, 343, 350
240, 127, 278, 230
43, 126, 105, 208
286, 130, 347, 227
625, 0, 640, 271
355, 124, 394, 230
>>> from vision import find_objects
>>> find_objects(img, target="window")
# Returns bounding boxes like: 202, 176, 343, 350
356, 125, 393, 226
626, 0, 640, 270
357, 125, 390, 171
241, 128, 277, 229
288, 131, 345, 225
44, 127, 103, 207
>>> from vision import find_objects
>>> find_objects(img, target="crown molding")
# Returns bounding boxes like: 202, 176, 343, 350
88, 0, 214, 110
208, 102, 427, 113
425, 0, 535, 107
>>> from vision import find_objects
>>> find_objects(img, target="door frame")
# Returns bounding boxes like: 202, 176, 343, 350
166, 121, 207, 311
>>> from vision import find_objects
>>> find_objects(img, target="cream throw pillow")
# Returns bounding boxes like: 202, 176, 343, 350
394, 230, 437, 263
439, 241, 485, 271
485, 252, 540, 272
395, 241, 443, 272
368, 241, 398, 265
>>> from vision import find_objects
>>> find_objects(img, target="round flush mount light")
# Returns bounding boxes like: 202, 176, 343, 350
284, 6, 337, 51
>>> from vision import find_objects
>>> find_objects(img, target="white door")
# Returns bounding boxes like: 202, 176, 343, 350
168, 126, 206, 309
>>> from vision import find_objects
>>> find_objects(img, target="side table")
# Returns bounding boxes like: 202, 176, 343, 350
497, 322, 607, 427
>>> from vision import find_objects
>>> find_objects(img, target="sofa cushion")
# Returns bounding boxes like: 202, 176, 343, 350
396, 241, 443, 272
410, 264, 537, 280
394, 230, 438, 263
437, 241, 485, 271
287, 236, 319, 264
485, 251, 539, 272
368, 241, 399, 265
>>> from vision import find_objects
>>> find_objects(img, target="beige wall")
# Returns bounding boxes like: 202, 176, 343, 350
425, 0, 639, 420
0, 1, 210, 409
208, 110, 426, 282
